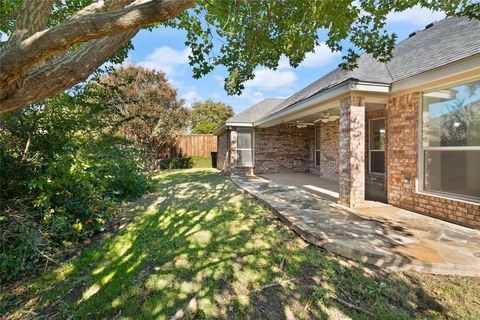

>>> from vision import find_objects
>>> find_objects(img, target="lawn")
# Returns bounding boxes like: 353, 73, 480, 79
1, 169, 479, 319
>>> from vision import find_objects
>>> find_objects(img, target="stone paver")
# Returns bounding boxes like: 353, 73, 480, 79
232, 174, 480, 277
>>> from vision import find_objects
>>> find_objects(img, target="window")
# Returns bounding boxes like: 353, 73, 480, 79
315, 126, 321, 167
369, 118, 385, 174
236, 128, 254, 166
421, 80, 480, 199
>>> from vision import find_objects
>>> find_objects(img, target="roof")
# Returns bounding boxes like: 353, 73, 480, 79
226, 98, 284, 123
268, 16, 480, 118
268, 54, 392, 116
220, 16, 480, 127
387, 16, 480, 81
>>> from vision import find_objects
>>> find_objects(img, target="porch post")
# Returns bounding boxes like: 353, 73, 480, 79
229, 129, 237, 171
338, 95, 365, 208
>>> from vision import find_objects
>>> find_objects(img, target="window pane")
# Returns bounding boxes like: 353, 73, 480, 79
315, 127, 321, 149
370, 119, 385, 150
237, 129, 252, 149
423, 80, 480, 147
237, 149, 253, 166
370, 150, 385, 174
315, 151, 320, 167
424, 150, 480, 198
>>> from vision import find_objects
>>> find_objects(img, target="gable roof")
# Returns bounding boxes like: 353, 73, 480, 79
387, 16, 480, 82
267, 16, 480, 118
218, 16, 480, 129
267, 54, 393, 116
226, 98, 284, 123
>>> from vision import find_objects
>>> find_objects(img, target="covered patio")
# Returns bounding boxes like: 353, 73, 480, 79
232, 173, 480, 277
262, 173, 386, 203
254, 89, 390, 209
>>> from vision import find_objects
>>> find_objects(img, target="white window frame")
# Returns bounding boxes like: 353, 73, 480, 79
314, 126, 321, 167
418, 80, 480, 202
236, 128, 254, 167
368, 118, 385, 175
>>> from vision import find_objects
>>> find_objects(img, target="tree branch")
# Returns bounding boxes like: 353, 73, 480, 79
69, 0, 136, 20
6, 0, 54, 47
0, 0, 195, 94
0, 30, 138, 114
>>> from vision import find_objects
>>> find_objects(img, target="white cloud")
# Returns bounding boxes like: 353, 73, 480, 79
245, 68, 297, 90
244, 91, 265, 104
181, 90, 201, 107
277, 56, 291, 70
0, 32, 8, 42
138, 46, 190, 77
252, 92, 266, 103
299, 44, 341, 68
167, 78, 184, 90
386, 5, 445, 26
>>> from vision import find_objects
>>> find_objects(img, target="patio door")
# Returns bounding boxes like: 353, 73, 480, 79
366, 118, 387, 202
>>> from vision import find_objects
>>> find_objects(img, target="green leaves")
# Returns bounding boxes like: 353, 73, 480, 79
167, 0, 477, 94
0, 76, 152, 282
2, 0, 477, 100
188, 99, 234, 134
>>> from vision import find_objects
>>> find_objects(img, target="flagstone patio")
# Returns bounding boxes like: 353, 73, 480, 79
231, 174, 480, 277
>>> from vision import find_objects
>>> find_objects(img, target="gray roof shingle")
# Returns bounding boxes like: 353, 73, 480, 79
268, 54, 393, 116
227, 98, 284, 123
387, 16, 480, 81
267, 16, 480, 118
228, 17, 479, 125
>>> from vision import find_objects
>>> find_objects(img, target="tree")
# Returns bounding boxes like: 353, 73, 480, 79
1, 0, 478, 114
96, 65, 189, 159
189, 99, 234, 134
0, 83, 152, 280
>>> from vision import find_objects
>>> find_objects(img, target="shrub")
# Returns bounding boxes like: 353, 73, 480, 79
0, 89, 152, 282
0, 137, 151, 282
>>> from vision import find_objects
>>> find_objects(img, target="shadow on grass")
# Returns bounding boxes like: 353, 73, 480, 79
1, 169, 449, 319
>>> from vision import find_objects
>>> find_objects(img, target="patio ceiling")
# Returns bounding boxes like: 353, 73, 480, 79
274, 102, 386, 125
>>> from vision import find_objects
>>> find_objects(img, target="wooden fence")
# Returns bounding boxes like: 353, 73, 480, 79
177, 134, 217, 157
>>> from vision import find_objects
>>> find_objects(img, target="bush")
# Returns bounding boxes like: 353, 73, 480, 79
0, 138, 152, 282
0, 92, 153, 282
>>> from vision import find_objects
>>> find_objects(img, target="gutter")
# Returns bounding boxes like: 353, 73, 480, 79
255, 79, 390, 127
212, 122, 254, 135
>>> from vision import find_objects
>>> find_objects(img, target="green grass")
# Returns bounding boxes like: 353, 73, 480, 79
1, 169, 479, 319
190, 156, 214, 168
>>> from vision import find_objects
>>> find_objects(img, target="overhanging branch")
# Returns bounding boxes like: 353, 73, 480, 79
0, 30, 138, 114
6, 0, 53, 48
0, 0, 195, 94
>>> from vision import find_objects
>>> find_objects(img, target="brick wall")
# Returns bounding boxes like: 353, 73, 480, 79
254, 123, 314, 173
216, 131, 229, 170
310, 120, 340, 180
365, 109, 386, 187
339, 96, 366, 208
387, 92, 480, 229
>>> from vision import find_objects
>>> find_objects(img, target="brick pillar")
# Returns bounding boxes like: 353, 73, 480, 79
338, 95, 365, 208
229, 129, 237, 171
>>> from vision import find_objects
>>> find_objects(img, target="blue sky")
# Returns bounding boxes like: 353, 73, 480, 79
126, 6, 445, 114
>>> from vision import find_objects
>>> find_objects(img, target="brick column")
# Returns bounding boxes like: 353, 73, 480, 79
338, 96, 365, 208
229, 129, 237, 170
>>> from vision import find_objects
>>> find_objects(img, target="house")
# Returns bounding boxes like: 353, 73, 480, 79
214, 16, 480, 229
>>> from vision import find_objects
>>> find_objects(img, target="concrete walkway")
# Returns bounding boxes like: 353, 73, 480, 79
232, 174, 480, 277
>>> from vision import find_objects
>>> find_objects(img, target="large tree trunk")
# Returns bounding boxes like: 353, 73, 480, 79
0, 0, 196, 114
